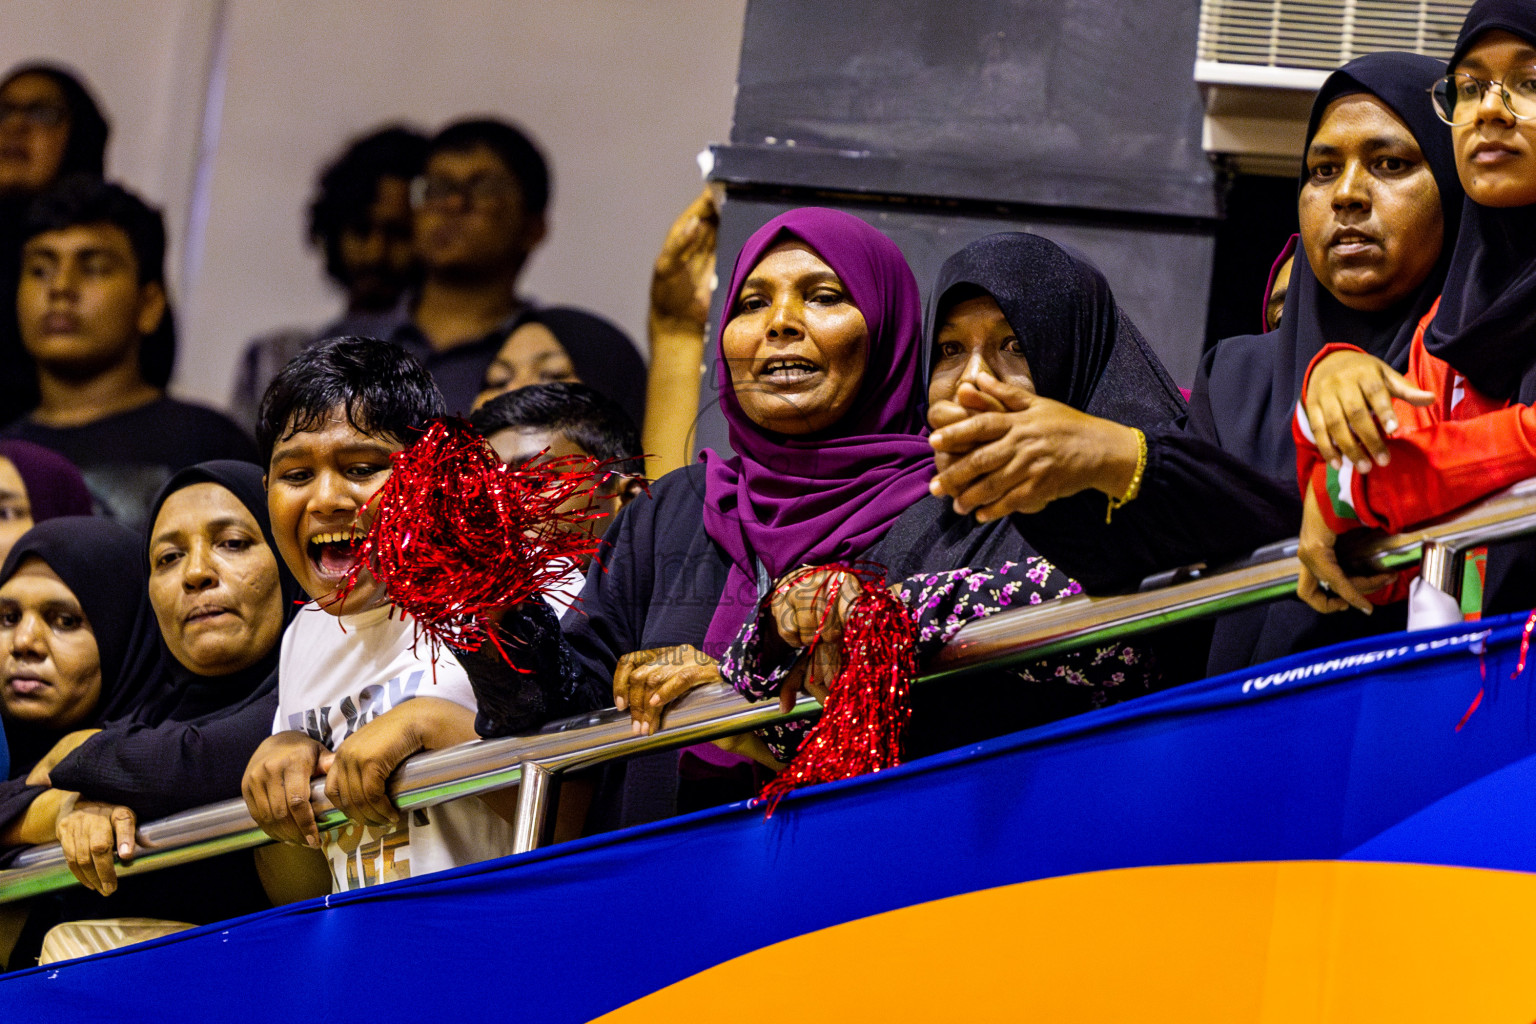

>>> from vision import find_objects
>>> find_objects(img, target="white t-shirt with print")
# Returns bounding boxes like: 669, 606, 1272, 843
275, 602, 512, 892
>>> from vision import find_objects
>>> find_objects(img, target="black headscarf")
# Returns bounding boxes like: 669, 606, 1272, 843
1424, 0, 1536, 402
1194, 51, 1462, 482
532, 306, 648, 429
114, 461, 301, 726
924, 232, 1186, 428
0, 517, 148, 773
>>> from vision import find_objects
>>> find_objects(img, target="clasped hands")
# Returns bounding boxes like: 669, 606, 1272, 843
927, 372, 1140, 521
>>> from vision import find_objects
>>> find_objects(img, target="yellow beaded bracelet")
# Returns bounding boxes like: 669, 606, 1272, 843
1105, 427, 1147, 524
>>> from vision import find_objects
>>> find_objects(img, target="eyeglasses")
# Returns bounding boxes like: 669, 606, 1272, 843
409, 173, 520, 210
0, 102, 68, 128
1430, 69, 1536, 125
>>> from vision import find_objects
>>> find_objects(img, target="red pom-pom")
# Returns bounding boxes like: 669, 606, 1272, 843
758, 577, 917, 816
339, 417, 604, 662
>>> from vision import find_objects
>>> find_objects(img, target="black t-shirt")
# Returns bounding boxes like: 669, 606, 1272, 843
3, 397, 259, 532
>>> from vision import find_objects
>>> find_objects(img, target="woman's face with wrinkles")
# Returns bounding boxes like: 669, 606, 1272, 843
1299, 93, 1443, 312
721, 241, 869, 435
149, 483, 284, 677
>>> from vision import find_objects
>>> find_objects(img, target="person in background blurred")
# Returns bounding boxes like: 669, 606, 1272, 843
228, 126, 429, 429
369, 118, 641, 415
0, 64, 110, 429
0, 441, 91, 565
1264, 235, 1298, 332
473, 308, 647, 429
2, 178, 256, 531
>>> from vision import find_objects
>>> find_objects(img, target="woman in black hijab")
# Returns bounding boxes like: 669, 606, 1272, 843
1190, 51, 1462, 484
1172, 52, 1462, 671
924, 233, 1297, 597
475, 307, 649, 429
1296, 2, 1536, 621
44, 462, 302, 878
0, 518, 148, 845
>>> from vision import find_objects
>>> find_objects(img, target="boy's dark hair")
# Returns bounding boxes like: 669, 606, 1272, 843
308, 125, 428, 287
429, 118, 550, 218
22, 175, 175, 387
469, 382, 643, 477
1, 63, 110, 182
256, 336, 446, 468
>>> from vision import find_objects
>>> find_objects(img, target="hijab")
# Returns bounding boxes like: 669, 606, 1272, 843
0, 440, 92, 521
700, 208, 934, 656
1196, 50, 1462, 481
924, 233, 1186, 428
533, 307, 649, 429
1262, 234, 1299, 330
1424, 0, 1536, 402
115, 461, 302, 726
0, 516, 148, 772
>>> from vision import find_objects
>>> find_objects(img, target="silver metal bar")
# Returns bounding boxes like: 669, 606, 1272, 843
1418, 540, 1464, 603
511, 762, 553, 854
4, 477, 1536, 904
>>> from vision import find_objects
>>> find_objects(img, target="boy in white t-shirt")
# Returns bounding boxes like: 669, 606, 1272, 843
241, 337, 513, 891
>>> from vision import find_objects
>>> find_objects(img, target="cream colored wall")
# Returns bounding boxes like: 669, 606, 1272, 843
1, 0, 745, 409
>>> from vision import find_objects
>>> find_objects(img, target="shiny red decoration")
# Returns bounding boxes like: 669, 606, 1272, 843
759, 577, 917, 815
339, 417, 602, 662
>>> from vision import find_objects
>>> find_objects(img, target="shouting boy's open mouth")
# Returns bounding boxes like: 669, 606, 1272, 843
306, 529, 363, 587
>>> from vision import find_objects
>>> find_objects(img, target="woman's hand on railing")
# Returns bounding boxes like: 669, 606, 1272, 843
57, 801, 141, 896
242, 731, 329, 849
612, 645, 723, 736
1296, 488, 1395, 615
1303, 349, 1433, 474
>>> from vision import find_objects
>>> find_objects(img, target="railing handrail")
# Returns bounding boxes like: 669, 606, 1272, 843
4, 477, 1536, 903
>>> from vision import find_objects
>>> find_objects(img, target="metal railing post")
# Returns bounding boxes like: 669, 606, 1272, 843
1412, 539, 1467, 632
511, 762, 556, 854
1418, 540, 1464, 602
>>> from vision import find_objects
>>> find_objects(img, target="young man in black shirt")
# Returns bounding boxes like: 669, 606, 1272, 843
4, 176, 256, 530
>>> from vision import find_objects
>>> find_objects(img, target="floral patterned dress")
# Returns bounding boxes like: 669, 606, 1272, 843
719, 557, 1155, 763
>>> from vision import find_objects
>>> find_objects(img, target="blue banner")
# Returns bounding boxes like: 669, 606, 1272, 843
5, 613, 1536, 1022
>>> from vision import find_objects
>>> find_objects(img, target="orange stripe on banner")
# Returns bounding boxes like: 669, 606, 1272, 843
595, 861, 1536, 1024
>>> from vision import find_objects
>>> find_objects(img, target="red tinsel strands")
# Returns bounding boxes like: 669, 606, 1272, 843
759, 582, 918, 817
1511, 609, 1536, 680
337, 417, 603, 663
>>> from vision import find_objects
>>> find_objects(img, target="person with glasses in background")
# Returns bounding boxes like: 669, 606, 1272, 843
0, 64, 111, 430
356, 118, 641, 416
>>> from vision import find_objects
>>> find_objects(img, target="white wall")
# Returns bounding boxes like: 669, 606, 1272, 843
1, 0, 746, 409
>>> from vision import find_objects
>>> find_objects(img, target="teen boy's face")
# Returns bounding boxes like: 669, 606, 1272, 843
18, 223, 165, 379
265, 409, 402, 615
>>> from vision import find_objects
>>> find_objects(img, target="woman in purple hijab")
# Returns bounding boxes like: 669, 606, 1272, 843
533, 209, 933, 824
0, 440, 92, 564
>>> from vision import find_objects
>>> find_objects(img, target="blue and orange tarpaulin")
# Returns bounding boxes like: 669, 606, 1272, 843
5, 612, 1536, 1022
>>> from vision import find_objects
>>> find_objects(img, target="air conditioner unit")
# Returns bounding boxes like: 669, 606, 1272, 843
1195, 0, 1471, 176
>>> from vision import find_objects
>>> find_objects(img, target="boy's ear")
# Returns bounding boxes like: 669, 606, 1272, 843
135, 280, 167, 338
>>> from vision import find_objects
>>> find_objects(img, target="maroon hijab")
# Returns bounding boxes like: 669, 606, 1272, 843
0, 440, 92, 520
700, 208, 933, 656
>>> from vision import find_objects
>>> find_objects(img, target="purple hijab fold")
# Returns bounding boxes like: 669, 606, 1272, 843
700, 208, 934, 656
0, 440, 92, 521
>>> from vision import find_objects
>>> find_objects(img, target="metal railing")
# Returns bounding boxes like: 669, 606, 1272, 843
3, 477, 1535, 904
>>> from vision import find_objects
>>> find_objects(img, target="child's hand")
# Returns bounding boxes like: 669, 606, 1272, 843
1304, 349, 1434, 473
324, 698, 476, 827
242, 731, 328, 848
